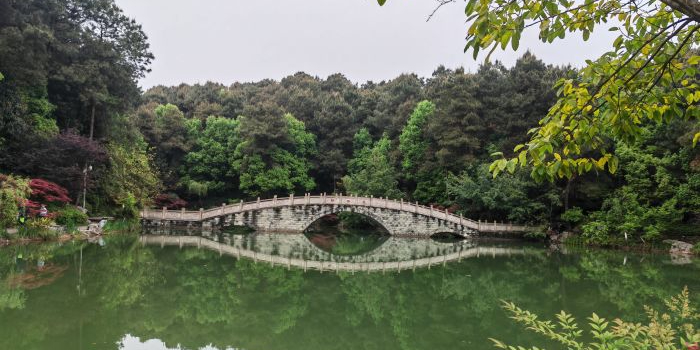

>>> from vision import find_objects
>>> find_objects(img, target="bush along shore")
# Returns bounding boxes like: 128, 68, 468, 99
0, 174, 141, 246
549, 229, 700, 258
1, 219, 140, 247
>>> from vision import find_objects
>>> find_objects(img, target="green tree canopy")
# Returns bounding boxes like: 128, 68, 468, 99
379, 0, 700, 182
343, 132, 403, 198
399, 100, 434, 173
101, 139, 162, 215
235, 113, 316, 197
182, 116, 241, 195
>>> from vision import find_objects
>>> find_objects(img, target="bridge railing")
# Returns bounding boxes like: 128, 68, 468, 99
141, 194, 530, 233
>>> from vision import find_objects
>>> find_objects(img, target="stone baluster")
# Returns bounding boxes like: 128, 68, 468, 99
239, 199, 244, 211
400, 198, 403, 210
290, 193, 294, 206
430, 205, 433, 216
221, 203, 226, 215
257, 197, 260, 208
162, 206, 166, 220
180, 207, 185, 219
199, 208, 203, 220
273, 195, 277, 206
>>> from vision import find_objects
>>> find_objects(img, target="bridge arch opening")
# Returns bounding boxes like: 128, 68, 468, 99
303, 206, 393, 235
304, 212, 388, 234
303, 211, 390, 256
430, 231, 467, 243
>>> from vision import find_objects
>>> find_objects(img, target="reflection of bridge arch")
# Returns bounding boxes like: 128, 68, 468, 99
139, 234, 531, 273
141, 194, 530, 237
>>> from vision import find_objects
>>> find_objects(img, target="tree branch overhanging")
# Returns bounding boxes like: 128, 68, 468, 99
660, 0, 700, 22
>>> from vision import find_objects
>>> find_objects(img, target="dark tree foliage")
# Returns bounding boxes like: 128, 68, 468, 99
154, 193, 187, 210
132, 55, 578, 222
1, 130, 108, 203
1, 0, 695, 240
0, 0, 157, 214
0, 0, 152, 140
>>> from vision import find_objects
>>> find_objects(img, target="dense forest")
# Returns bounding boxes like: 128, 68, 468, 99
1, 0, 699, 245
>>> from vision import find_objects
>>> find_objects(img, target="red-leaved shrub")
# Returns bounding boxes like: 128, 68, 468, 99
24, 199, 57, 218
29, 179, 71, 204
154, 193, 187, 209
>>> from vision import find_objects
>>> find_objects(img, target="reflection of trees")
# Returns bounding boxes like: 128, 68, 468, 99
85, 235, 163, 309
305, 230, 388, 256
555, 249, 699, 319
336, 251, 561, 350
0, 241, 98, 349
0, 278, 25, 311
0, 241, 88, 312
125, 251, 309, 350
0, 241, 698, 350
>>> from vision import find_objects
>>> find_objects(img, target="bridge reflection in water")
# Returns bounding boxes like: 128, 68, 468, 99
139, 231, 530, 273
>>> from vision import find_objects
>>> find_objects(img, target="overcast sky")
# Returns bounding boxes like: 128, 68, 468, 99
114, 0, 617, 89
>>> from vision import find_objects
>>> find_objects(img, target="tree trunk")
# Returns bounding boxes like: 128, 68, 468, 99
563, 178, 571, 211
661, 0, 700, 22
89, 102, 96, 141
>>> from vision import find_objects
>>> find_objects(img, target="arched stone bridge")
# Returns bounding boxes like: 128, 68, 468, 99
141, 194, 530, 237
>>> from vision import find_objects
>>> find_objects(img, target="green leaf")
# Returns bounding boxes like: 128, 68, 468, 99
465, 0, 477, 14
688, 55, 700, 65
500, 31, 512, 50
506, 159, 516, 173
693, 132, 700, 147
518, 151, 527, 166
608, 156, 618, 174
497, 159, 507, 171
377, 0, 387, 5
511, 31, 520, 50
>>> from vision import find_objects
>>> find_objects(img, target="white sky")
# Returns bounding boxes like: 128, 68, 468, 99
119, 335, 226, 350
114, 0, 618, 89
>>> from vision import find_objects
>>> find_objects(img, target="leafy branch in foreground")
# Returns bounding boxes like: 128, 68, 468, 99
491, 287, 700, 350
379, 0, 699, 182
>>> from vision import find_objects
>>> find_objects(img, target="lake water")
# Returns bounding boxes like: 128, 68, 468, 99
0, 230, 698, 350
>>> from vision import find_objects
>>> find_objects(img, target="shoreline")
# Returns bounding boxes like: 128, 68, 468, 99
0, 226, 697, 259
0, 231, 105, 247
0, 223, 122, 247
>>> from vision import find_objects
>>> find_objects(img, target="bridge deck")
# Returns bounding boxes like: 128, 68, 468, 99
141, 194, 529, 233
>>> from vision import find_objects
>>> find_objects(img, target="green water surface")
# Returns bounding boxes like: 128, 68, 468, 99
0, 232, 698, 350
